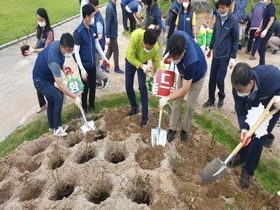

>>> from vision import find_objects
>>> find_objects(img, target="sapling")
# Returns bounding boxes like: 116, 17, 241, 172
134, 170, 150, 201
19, 30, 31, 57
84, 171, 105, 199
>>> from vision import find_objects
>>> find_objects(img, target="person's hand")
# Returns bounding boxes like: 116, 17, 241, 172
74, 96, 82, 109
80, 68, 88, 81
240, 129, 251, 147
159, 97, 169, 109
229, 58, 236, 69
152, 82, 159, 95
273, 96, 280, 109
23, 48, 34, 57
104, 59, 110, 69
64, 66, 74, 75
163, 52, 171, 64
260, 29, 267, 38
206, 50, 212, 58
148, 24, 155, 29
254, 29, 260, 37
142, 64, 153, 77
106, 38, 110, 45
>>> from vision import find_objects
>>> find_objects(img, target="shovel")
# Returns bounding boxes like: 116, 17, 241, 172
80, 107, 96, 135
151, 108, 167, 147
202, 96, 278, 182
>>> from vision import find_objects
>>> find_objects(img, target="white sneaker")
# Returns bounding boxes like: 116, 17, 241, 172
53, 126, 68, 137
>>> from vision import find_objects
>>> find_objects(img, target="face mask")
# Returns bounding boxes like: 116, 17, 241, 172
144, 48, 153, 53
89, 17, 95, 25
263, 0, 268, 3
38, 21, 46, 28
237, 92, 249, 97
183, 2, 189, 8
64, 53, 72, 58
220, 13, 228, 18
172, 59, 181, 64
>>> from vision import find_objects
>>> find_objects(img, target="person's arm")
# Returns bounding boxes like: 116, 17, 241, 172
174, 15, 179, 31
230, 19, 240, 59
192, 12, 197, 39
34, 31, 54, 54
74, 45, 84, 70
95, 39, 108, 61
126, 33, 142, 69
154, 9, 162, 31
265, 16, 275, 32
231, 1, 235, 13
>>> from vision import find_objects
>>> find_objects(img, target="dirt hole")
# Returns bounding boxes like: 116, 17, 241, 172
88, 191, 110, 204
79, 150, 95, 164
110, 153, 125, 164
52, 185, 74, 201
51, 159, 64, 170
133, 191, 150, 205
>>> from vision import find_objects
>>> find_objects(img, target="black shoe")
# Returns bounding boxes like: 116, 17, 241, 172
272, 49, 280, 55
217, 99, 224, 108
240, 168, 251, 188
126, 108, 140, 116
102, 78, 111, 89
167, 129, 176, 142
181, 130, 188, 142
229, 154, 244, 167
140, 117, 149, 127
203, 100, 214, 108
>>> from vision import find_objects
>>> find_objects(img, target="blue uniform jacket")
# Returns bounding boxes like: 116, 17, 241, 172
74, 22, 98, 68
210, 12, 239, 59
33, 41, 64, 83
177, 10, 194, 38
174, 30, 207, 83
167, 0, 181, 37
127, 1, 142, 13
233, 65, 280, 130
94, 11, 105, 51
106, 0, 118, 38
145, 3, 162, 37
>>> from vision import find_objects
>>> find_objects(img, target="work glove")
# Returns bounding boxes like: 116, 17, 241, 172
74, 96, 82, 109
228, 58, 236, 69
163, 52, 171, 64
103, 59, 110, 69
106, 38, 110, 46
273, 96, 280, 109
260, 29, 267, 38
152, 82, 159, 95
23, 48, 34, 57
142, 64, 153, 77
148, 24, 155, 29
64, 66, 74, 75
159, 96, 169, 109
80, 68, 88, 81
254, 29, 260, 37
206, 50, 212, 58
240, 129, 251, 147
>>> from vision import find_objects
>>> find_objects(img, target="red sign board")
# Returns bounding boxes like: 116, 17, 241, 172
155, 69, 175, 97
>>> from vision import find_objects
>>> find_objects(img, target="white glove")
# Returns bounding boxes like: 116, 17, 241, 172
106, 38, 110, 45
229, 58, 236, 69
152, 82, 159, 95
194, 38, 197, 43
273, 96, 280, 109
74, 96, 82, 109
23, 48, 34, 57
80, 68, 88, 81
142, 64, 153, 77
148, 24, 155, 29
159, 96, 169, 109
260, 29, 267, 38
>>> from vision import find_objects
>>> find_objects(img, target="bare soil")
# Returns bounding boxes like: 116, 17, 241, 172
1, 12, 280, 210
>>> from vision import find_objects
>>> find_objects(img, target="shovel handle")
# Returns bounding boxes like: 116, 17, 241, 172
79, 106, 89, 126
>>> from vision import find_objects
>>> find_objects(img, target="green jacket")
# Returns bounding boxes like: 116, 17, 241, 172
126, 29, 160, 71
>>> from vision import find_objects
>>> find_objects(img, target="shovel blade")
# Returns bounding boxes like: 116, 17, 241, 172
151, 128, 167, 147
202, 157, 230, 182
80, 120, 96, 135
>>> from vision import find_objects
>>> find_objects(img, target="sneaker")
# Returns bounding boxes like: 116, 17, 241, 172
101, 65, 110, 73
37, 104, 47, 113
229, 154, 244, 167
53, 126, 68, 137
245, 50, 250, 55
127, 108, 139, 116
96, 83, 103, 89
203, 100, 214, 108
140, 117, 149, 127
102, 77, 111, 89
181, 130, 188, 142
249, 55, 256, 60
272, 49, 280, 55
240, 168, 251, 188
217, 99, 224, 109
114, 69, 124, 74
167, 129, 176, 142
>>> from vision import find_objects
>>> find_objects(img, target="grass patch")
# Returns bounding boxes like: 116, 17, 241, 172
194, 110, 280, 194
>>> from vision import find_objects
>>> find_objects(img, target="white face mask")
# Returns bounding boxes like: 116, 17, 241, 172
172, 59, 181, 64
38, 21, 46, 28
183, 2, 189, 8
64, 53, 72, 58
263, 0, 268, 3
144, 48, 153, 53
237, 92, 249, 97
89, 17, 95, 25
220, 13, 228, 18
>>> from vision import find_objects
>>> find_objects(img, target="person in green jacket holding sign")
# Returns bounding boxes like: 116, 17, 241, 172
125, 29, 161, 127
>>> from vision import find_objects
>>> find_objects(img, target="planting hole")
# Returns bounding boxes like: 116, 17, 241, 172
53, 185, 74, 200
110, 153, 125, 164
133, 191, 150, 205
88, 191, 110, 204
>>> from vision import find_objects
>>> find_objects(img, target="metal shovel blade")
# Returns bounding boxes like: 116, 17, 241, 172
202, 157, 230, 182
151, 128, 167, 147
81, 120, 96, 135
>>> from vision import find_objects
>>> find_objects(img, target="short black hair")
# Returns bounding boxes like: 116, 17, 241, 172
89, 0, 99, 6
60, 33, 74, 48
231, 63, 254, 88
143, 29, 157, 45
167, 33, 186, 57
218, 0, 231, 7
82, 4, 95, 19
